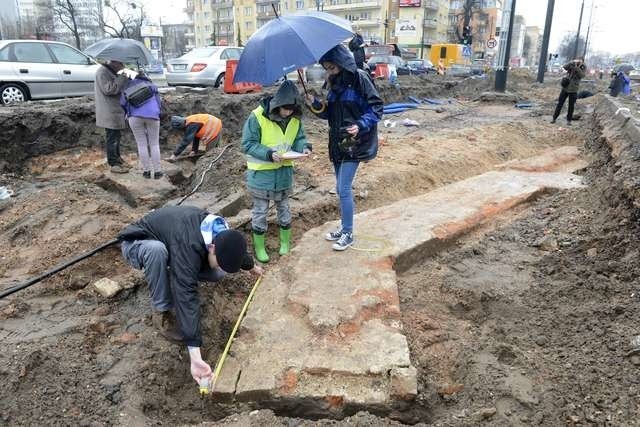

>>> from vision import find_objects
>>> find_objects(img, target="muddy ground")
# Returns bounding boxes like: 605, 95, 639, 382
1, 72, 635, 426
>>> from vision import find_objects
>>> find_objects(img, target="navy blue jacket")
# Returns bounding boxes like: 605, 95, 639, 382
312, 44, 383, 163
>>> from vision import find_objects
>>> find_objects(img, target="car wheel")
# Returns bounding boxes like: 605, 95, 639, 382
215, 73, 225, 88
0, 83, 28, 105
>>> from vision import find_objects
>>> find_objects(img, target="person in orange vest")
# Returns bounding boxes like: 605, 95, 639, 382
168, 114, 222, 162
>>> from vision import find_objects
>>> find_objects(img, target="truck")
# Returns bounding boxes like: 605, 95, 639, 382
429, 43, 470, 68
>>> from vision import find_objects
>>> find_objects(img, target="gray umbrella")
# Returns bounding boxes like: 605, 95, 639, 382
84, 38, 154, 66
613, 63, 635, 74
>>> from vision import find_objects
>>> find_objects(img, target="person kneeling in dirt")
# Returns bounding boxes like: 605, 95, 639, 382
241, 80, 311, 263
168, 114, 222, 162
118, 206, 262, 385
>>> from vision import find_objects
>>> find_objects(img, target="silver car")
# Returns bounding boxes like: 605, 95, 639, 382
166, 46, 243, 88
0, 40, 99, 105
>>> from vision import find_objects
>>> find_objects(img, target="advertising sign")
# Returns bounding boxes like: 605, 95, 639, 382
399, 0, 421, 7
396, 19, 417, 36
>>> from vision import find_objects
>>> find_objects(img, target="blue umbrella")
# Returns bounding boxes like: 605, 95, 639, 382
234, 11, 353, 85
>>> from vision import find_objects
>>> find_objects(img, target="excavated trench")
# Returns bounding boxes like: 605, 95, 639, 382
0, 76, 624, 425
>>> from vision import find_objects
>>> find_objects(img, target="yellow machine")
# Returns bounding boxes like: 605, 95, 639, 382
430, 43, 468, 67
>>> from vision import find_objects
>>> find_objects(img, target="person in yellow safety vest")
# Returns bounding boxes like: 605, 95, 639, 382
240, 80, 312, 263
168, 114, 222, 161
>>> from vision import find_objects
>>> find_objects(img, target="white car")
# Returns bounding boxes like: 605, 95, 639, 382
0, 40, 99, 105
629, 69, 640, 81
165, 46, 243, 88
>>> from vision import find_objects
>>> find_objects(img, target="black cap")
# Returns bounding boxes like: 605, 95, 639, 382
214, 230, 248, 273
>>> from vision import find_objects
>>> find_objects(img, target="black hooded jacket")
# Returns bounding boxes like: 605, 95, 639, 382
118, 206, 213, 347
314, 44, 383, 163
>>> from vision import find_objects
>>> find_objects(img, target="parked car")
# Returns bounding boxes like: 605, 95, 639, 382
446, 64, 473, 77
406, 59, 436, 74
0, 39, 99, 105
165, 46, 243, 88
143, 59, 164, 74
629, 69, 640, 81
367, 55, 413, 76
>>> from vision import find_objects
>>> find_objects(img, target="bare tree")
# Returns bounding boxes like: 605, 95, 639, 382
557, 33, 585, 61
98, 0, 145, 39
52, 0, 81, 48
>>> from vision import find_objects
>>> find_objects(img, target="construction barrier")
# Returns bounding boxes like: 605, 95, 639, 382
373, 63, 390, 80
224, 60, 262, 94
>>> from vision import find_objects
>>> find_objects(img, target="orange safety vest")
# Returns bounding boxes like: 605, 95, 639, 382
185, 114, 223, 146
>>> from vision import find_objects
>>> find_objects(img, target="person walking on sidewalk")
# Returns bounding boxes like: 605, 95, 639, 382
241, 80, 311, 263
95, 59, 131, 173
120, 71, 163, 179
305, 44, 383, 251
118, 206, 262, 386
551, 59, 586, 125
168, 114, 222, 162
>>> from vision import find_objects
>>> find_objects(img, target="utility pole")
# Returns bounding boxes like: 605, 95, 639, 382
536, 0, 555, 83
572, 0, 585, 59
495, 0, 516, 92
383, 10, 388, 44
582, 0, 594, 59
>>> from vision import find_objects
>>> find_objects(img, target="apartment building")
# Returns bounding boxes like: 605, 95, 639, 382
0, 0, 21, 39
448, 0, 502, 58
509, 14, 526, 64
396, 0, 449, 58
525, 25, 540, 67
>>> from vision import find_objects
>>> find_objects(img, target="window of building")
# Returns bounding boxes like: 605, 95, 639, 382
244, 6, 252, 15
296, 0, 304, 8
245, 21, 253, 30
204, 11, 209, 18
205, 24, 210, 31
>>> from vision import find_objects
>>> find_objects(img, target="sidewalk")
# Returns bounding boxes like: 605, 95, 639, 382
212, 153, 584, 416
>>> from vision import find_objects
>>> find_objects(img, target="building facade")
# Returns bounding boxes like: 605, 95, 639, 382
396, 0, 449, 59
509, 14, 525, 66
0, 0, 21, 39
525, 25, 540, 67
447, 0, 502, 58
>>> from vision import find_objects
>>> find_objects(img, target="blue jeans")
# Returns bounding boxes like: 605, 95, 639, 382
333, 161, 359, 233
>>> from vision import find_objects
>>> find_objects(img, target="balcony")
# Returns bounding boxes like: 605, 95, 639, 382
353, 19, 379, 27
424, 0, 438, 10
184, 31, 195, 38
211, 0, 233, 7
217, 15, 234, 23
256, 10, 277, 19
320, 0, 380, 12
423, 19, 437, 28
184, 1, 194, 13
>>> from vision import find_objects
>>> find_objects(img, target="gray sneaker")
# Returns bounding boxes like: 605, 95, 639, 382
110, 164, 129, 174
332, 232, 353, 251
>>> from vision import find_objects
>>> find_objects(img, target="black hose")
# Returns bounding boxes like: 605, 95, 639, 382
0, 145, 231, 300
0, 239, 119, 300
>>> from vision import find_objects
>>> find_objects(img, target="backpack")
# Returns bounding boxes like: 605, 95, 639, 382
124, 80, 155, 108
560, 76, 570, 88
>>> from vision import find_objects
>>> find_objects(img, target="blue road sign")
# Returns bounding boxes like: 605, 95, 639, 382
462, 45, 472, 57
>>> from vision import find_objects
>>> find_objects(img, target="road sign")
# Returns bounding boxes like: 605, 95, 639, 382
487, 38, 497, 49
462, 45, 472, 57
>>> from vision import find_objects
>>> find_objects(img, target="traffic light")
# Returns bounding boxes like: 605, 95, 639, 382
384, 19, 389, 28
462, 26, 472, 45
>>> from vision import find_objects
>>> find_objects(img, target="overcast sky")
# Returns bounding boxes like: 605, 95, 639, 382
145, 0, 636, 55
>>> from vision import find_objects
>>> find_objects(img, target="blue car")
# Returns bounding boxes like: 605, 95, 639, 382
144, 60, 164, 74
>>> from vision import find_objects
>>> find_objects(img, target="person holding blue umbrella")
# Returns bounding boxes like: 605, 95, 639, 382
305, 44, 383, 251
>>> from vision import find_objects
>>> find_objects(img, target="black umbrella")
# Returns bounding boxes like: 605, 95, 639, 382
84, 38, 154, 66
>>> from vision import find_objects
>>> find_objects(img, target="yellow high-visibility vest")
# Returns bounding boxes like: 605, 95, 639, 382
246, 105, 300, 171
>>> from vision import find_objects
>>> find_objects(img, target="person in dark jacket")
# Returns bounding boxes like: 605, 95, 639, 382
609, 71, 631, 97
551, 59, 586, 125
305, 44, 383, 251
241, 80, 311, 263
348, 32, 366, 70
118, 206, 262, 386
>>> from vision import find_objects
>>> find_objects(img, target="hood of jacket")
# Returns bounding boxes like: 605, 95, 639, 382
319, 44, 357, 73
260, 81, 302, 123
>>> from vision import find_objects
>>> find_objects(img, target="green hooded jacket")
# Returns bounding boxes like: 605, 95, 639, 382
241, 81, 311, 192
